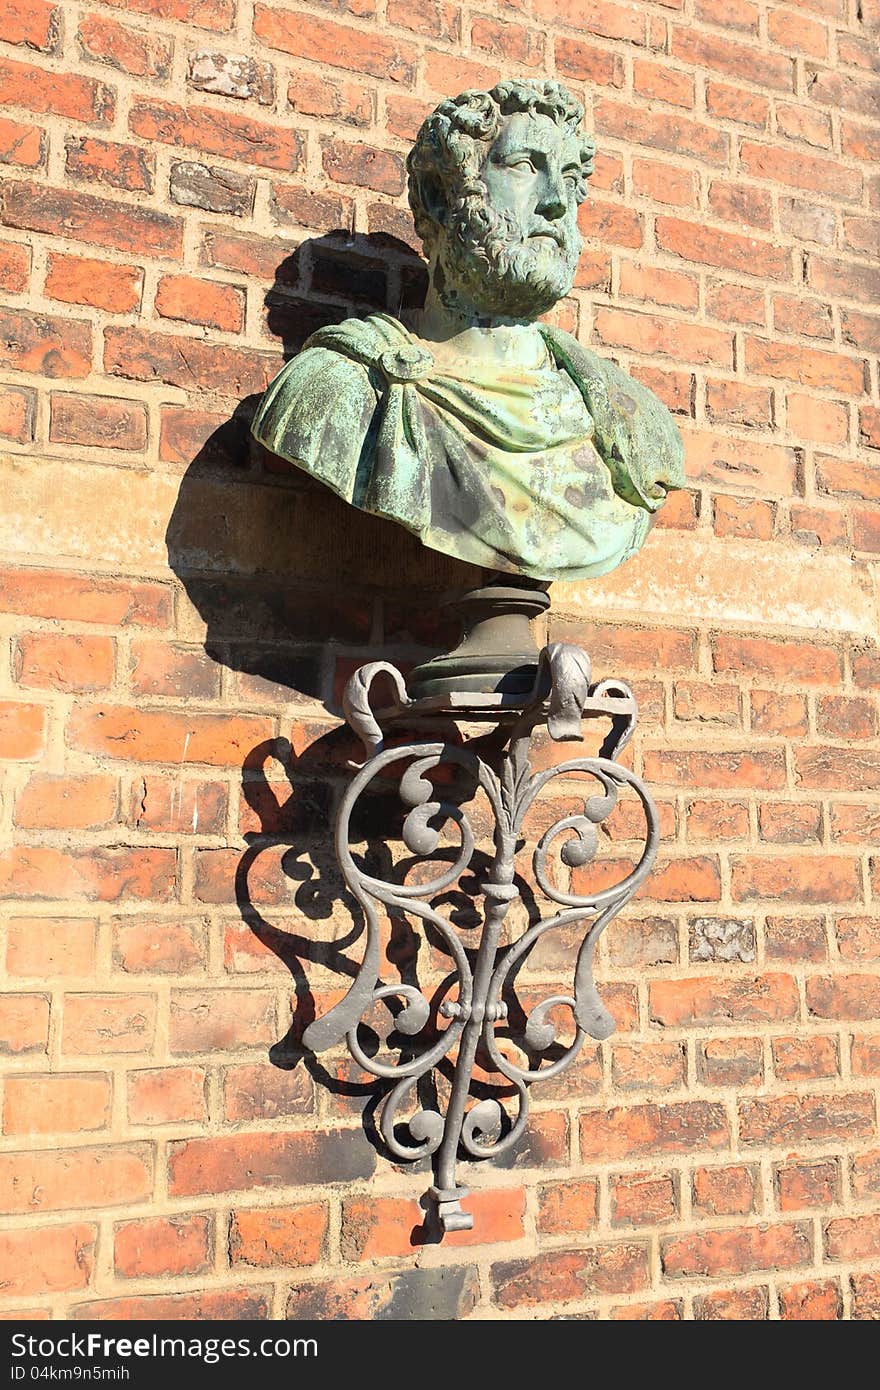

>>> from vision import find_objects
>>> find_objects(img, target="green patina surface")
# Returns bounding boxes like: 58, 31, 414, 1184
251, 312, 684, 582
250, 77, 685, 584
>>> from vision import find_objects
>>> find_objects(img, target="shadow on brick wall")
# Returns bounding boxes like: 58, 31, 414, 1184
164, 233, 493, 1228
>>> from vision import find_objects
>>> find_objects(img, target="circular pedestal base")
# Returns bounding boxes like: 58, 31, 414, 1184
408, 581, 550, 701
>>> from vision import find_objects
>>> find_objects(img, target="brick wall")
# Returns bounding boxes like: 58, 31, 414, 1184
1, 0, 879, 1322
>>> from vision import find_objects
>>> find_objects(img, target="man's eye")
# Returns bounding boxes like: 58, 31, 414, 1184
507, 158, 534, 171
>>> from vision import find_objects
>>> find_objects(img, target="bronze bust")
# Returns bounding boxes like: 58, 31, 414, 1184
252, 79, 684, 583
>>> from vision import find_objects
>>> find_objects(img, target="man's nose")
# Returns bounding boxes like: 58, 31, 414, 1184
536, 169, 567, 221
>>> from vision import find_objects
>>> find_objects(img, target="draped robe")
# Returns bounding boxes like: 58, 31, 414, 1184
251, 312, 685, 582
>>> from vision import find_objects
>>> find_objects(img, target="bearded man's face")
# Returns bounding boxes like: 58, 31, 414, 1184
438, 111, 584, 320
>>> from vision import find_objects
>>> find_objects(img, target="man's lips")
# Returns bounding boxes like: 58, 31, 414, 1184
529, 227, 566, 246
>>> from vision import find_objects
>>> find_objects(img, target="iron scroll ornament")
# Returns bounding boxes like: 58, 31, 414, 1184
303, 644, 660, 1234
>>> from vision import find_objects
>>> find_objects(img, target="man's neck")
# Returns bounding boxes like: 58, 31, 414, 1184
414, 282, 549, 370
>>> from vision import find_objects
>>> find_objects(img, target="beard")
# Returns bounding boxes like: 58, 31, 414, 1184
437, 188, 581, 319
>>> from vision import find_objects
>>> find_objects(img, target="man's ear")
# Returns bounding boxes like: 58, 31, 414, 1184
418, 173, 448, 228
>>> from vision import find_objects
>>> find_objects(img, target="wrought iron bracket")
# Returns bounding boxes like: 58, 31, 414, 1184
303, 643, 659, 1235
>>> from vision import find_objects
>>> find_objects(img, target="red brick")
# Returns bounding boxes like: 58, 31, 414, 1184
750, 690, 808, 737
112, 918, 206, 975
764, 917, 828, 963
672, 26, 793, 89
15, 773, 117, 831
644, 748, 785, 790
706, 278, 765, 326
127, 776, 226, 837
104, 327, 275, 397
127, 1066, 207, 1125
422, 50, 499, 98
580, 1101, 729, 1162
632, 57, 693, 108
537, 1180, 598, 1236
0, 306, 91, 379
779, 1279, 842, 1320
656, 215, 788, 278
170, 988, 276, 1053
65, 137, 153, 193
155, 274, 244, 333
0, 568, 170, 627
713, 495, 775, 540
852, 1273, 880, 1319
0, 994, 49, 1054
76, 14, 173, 79
774, 293, 834, 338
731, 854, 859, 903
15, 633, 114, 692
129, 642, 220, 701
824, 1215, 880, 1263
50, 393, 147, 451
713, 634, 841, 684
663, 1222, 811, 1278
593, 307, 733, 367
618, 261, 697, 310
45, 252, 143, 314
851, 1150, 880, 1199
806, 974, 880, 1021
0, 0, 60, 51
0, 57, 113, 124
758, 801, 822, 845
0, 700, 46, 760
776, 1159, 839, 1212
0, 237, 28, 292
740, 1092, 875, 1146
831, 805, 880, 845
790, 504, 847, 547
740, 141, 862, 202
322, 140, 405, 195
686, 800, 749, 842
0, 384, 33, 442
387, 0, 458, 41
168, 1127, 375, 1196
0, 1225, 95, 1298
62, 993, 157, 1054
705, 379, 773, 430
611, 1042, 685, 1091
695, 1286, 769, 1319
808, 255, 880, 306
555, 37, 624, 87
692, 1164, 758, 1217
492, 1244, 649, 1309
3, 1073, 110, 1135
254, 7, 415, 84
698, 1037, 764, 1088
745, 337, 865, 394
610, 1172, 677, 1225
594, 98, 729, 165
72, 1289, 270, 1321
3, 181, 182, 258
230, 1203, 328, 1266
5, 917, 97, 977
68, 704, 273, 767
343, 1188, 523, 1257
98, 0, 233, 27
0, 115, 44, 168
650, 975, 797, 1028
114, 1215, 211, 1279
128, 97, 302, 172
772, 1035, 839, 1081
706, 79, 768, 128
473, 15, 542, 66
631, 157, 696, 208
835, 917, 880, 962
288, 74, 372, 129
221, 1062, 314, 1122
611, 1299, 682, 1320
0, 1145, 152, 1214
786, 393, 849, 443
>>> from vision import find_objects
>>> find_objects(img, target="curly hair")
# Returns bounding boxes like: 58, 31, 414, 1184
407, 78, 595, 255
